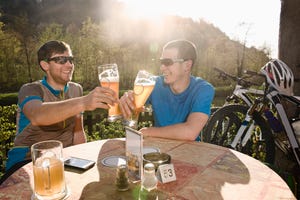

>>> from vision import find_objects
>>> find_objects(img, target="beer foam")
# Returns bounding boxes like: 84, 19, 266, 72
99, 75, 119, 82
99, 68, 119, 82
135, 78, 155, 86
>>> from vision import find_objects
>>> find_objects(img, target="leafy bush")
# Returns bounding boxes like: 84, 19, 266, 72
0, 104, 17, 177
0, 93, 18, 106
87, 119, 126, 141
85, 112, 153, 141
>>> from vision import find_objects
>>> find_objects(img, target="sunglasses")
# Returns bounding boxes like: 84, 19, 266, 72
46, 56, 74, 64
159, 58, 186, 66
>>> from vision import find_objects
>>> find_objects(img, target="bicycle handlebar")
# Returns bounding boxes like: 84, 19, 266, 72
213, 67, 262, 87
213, 67, 238, 81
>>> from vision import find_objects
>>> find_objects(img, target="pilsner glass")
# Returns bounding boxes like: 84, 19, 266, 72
31, 140, 67, 200
98, 63, 122, 122
124, 70, 156, 129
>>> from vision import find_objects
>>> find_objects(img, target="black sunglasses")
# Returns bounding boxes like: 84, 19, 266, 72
159, 58, 186, 66
46, 56, 74, 64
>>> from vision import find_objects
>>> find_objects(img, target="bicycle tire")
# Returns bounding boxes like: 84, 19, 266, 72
202, 104, 275, 164
203, 104, 248, 145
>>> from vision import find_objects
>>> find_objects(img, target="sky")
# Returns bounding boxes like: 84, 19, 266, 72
118, 0, 281, 58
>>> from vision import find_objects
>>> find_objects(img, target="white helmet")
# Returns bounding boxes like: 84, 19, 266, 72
260, 59, 294, 96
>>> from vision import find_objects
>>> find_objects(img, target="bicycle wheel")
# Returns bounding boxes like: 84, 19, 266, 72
202, 104, 275, 164
203, 105, 247, 145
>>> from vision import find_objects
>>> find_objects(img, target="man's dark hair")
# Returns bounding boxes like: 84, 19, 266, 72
37, 40, 72, 68
163, 39, 197, 67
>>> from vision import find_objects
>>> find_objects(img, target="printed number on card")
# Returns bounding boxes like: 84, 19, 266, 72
157, 164, 176, 183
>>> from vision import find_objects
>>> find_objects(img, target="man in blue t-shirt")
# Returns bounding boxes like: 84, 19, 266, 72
119, 39, 215, 141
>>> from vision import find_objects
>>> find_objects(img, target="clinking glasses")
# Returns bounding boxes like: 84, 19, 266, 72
46, 56, 74, 64
159, 58, 187, 66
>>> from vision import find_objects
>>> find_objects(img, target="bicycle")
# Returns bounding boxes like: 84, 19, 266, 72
203, 59, 300, 196
202, 67, 275, 163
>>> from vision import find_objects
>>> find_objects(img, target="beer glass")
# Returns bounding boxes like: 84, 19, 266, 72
124, 70, 156, 129
98, 64, 122, 122
31, 140, 67, 200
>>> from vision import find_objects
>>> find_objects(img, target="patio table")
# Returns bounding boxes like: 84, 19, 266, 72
0, 137, 296, 199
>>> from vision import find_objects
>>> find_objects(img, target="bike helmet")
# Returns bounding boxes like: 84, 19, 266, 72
260, 59, 294, 96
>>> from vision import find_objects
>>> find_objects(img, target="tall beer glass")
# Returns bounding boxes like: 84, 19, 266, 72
124, 70, 156, 129
31, 140, 67, 200
98, 64, 122, 122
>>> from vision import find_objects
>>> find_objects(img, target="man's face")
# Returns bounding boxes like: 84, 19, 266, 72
44, 51, 74, 89
160, 48, 186, 85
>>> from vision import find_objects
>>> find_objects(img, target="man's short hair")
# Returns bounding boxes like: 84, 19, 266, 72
37, 40, 72, 69
163, 39, 197, 67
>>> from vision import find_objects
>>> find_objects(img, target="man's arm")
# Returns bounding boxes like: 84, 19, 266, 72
140, 112, 209, 141
72, 114, 87, 145
23, 87, 116, 126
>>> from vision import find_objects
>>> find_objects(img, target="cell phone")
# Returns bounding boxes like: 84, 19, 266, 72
64, 157, 95, 171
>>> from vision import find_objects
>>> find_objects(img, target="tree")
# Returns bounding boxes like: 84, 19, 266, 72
0, 20, 26, 92
0, 1, 270, 93
279, 0, 300, 95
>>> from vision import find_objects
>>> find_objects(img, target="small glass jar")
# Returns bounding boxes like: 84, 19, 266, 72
115, 164, 129, 191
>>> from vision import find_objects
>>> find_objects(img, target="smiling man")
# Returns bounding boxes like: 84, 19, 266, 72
119, 39, 215, 141
6, 40, 117, 171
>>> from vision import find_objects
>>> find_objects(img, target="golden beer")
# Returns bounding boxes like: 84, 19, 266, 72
134, 84, 155, 109
124, 70, 156, 129
98, 64, 122, 122
100, 80, 122, 119
33, 157, 66, 198
129, 83, 155, 125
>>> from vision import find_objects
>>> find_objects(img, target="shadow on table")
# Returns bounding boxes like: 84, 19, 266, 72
79, 139, 251, 200
187, 150, 251, 199
79, 139, 135, 199
79, 139, 171, 200
154, 141, 251, 200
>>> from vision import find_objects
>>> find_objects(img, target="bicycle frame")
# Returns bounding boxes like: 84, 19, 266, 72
230, 99, 260, 148
227, 85, 264, 107
230, 88, 300, 167
267, 91, 300, 166
212, 67, 265, 148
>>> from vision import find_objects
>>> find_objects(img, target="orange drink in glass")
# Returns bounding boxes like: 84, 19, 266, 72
124, 70, 156, 129
98, 64, 122, 122
31, 140, 67, 200
33, 157, 65, 196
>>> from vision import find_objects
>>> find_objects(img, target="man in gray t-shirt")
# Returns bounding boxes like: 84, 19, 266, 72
6, 40, 117, 171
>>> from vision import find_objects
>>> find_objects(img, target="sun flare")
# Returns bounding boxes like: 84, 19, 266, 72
117, 0, 280, 57
118, 0, 166, 21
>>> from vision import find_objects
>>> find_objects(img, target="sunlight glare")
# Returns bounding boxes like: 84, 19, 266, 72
118, 0, 280, 57
119, 0, 162, 20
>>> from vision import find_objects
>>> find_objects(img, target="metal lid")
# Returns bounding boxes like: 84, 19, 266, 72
143, 152, 171, 169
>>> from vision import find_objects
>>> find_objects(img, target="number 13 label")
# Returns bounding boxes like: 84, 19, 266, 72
157, 164, 176, 183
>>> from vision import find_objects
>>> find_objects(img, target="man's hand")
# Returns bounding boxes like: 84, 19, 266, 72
119, 91, 135, 119
83, 86, 118, 111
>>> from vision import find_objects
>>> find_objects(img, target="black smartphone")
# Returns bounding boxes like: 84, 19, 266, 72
64, 157, 95, 171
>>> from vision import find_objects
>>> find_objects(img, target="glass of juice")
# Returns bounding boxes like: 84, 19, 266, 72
31, 140, 67, 200
98, 63, 122, 122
